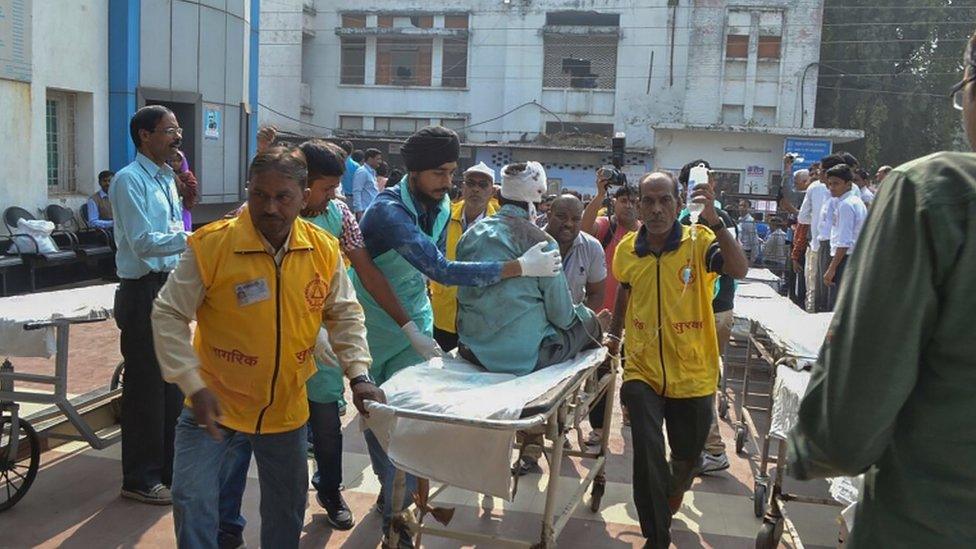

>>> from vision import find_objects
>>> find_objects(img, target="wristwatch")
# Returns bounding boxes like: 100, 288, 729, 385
349, 373, 374, 388
709, 219, 726, 232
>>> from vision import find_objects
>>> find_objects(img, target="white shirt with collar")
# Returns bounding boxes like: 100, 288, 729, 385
830, 189, 868, 257
798, 181, 832, 251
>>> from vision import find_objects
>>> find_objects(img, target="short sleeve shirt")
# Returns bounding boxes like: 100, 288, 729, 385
562, 231, 608, 305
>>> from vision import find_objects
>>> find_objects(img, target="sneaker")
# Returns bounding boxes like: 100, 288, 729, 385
318, 491, 355, 530
698, 452, 730, 475
121, 483, 172, 505
584, 429, 603, 447
511, 457, 542, 477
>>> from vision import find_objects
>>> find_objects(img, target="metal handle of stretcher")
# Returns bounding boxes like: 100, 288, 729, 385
23, 317, 108, 330
364, 401, 548, 432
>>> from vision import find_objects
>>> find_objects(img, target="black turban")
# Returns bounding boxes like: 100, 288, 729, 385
400, 126, 460, 172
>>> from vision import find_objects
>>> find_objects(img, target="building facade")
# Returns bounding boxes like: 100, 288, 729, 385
261, 0, 860, 196
0, 0, 259, 226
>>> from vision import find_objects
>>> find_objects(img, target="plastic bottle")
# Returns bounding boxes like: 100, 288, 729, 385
687, 163, 709, 240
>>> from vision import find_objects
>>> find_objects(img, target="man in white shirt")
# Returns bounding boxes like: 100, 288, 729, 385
855, 168, 876, 207
823, 163, 867, 310
351, 148, 383, 217
799, 154, 845, 312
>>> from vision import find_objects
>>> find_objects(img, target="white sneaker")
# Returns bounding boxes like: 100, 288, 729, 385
698, 452, 730, 475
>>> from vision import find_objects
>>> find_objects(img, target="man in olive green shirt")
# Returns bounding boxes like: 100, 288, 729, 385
788, 34, 976, 547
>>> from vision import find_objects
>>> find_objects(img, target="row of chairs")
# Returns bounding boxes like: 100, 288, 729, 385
1, 204, 115, 294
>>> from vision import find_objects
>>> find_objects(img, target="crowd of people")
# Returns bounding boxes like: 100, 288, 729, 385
95, 31, 976, 549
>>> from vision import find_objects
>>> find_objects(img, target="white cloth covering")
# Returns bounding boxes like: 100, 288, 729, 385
365, 347, 607, 499
0, 284, 117, 358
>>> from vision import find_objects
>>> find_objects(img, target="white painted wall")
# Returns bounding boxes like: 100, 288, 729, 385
260, 0, 825, 150
0, 0, 109, 220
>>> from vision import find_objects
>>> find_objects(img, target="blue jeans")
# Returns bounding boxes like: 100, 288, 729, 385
308, 400, 342, 496
363, 428, 418, 530
172, 408, 307, 549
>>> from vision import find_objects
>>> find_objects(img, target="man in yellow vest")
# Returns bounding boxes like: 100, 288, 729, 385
151, 147, 383, 549
606, 172, 747, 549
430, 161, 498, 351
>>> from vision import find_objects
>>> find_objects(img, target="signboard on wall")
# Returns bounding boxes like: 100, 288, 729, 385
0, 0, 31, 82
742, 165, 767, 194
205, 108, 221, 140
784, 137, 832, 171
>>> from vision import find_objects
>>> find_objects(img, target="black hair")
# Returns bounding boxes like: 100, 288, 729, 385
376, 161, 389, 177
613, 184, 638, 199
248, 146, 309, 189
498, 195, 532, 211
678, 159, 710, 185
836, 151, 860, 168
129, 105, 174, 149
388, 168, 405, 185
98, 170, 115, 181
299, 139, 346, 179
351, 150, 365, 163
825, 163, 854, 182
339, 140, 354, 155
364, 148, 382, 161
819, 154, 846, 172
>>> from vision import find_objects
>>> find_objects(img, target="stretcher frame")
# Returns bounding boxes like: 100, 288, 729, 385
1, 315, 122, 512
372, 351, 619, 549
731, 318, 844, 549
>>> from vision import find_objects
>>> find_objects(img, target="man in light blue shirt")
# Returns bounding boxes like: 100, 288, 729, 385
109, 105, 189, 505
338, 140, 359, 198
87, 170, 115, 229
351, 148, 382, 217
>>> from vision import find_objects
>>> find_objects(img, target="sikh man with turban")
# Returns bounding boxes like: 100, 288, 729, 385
354, 126, 563, 548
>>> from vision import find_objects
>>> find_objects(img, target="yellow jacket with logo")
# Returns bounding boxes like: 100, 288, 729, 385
188, 213, 342, 434
613, 223, 721, 398
431, 199, 498, 333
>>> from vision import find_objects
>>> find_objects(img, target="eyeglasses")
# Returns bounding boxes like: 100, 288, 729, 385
154, 127, 184, 137
463, 178, 492, 189
950, 72, 976, 111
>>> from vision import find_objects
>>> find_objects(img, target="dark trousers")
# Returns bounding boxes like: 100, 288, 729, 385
433, 327, 459, 353
589, 342, 624, 430
308, 400, 343, 496
815, 241, 832, 312
116, 273, 184, 491
827, 255, 849, 311
786, 255, 806, 308
620, 381, 713, 549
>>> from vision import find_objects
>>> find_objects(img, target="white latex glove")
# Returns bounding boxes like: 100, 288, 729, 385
517, 241, 562, 277
401, 321, 444, 360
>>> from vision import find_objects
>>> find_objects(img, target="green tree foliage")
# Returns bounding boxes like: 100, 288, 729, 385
816, 0, 976, 167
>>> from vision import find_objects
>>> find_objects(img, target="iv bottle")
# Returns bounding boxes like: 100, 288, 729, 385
687, 163, 709, 240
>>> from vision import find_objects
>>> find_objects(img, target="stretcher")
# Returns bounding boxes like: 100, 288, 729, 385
726, 283, 849, 548
0, 284, 122, 512
365, 347, 614, 548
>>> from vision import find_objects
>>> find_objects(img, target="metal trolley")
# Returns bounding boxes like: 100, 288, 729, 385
1, 290, 123, 512
374, 352, 619, 548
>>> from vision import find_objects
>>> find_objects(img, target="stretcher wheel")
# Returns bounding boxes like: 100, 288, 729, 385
718, 393, 729, 420
755, 517, 784, 549
0, 416, 40, 512
110, 361, 125, 391
753, 481, 768, 518
589, 478, 606, 512
735, 426, 747, 455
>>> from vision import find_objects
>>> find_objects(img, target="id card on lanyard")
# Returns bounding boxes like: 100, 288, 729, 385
143, 163, 182, 234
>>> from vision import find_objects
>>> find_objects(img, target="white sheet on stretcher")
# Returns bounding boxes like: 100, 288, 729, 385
745, 267, 781, 283
734, 282, 832, 367
0, 284, 117, 358
365, 348, 607, 499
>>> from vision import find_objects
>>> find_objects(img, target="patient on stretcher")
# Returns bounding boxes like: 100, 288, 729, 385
455, 162, 607, 376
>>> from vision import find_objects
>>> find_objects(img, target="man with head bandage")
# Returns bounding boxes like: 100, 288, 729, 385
354, 127, 562, 548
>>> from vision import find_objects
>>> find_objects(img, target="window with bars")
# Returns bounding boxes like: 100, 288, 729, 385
374, 117, 430, 134
340, 37, 366, 85
543, 35, 618, 90
46, 91, 77, 194
442, 38, 468, 88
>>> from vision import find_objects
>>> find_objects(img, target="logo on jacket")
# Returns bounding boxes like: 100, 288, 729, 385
678, 260, 696, 286
305, 273, 327, 311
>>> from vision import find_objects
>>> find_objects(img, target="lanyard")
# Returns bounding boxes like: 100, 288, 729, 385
140, 162, 178, 221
